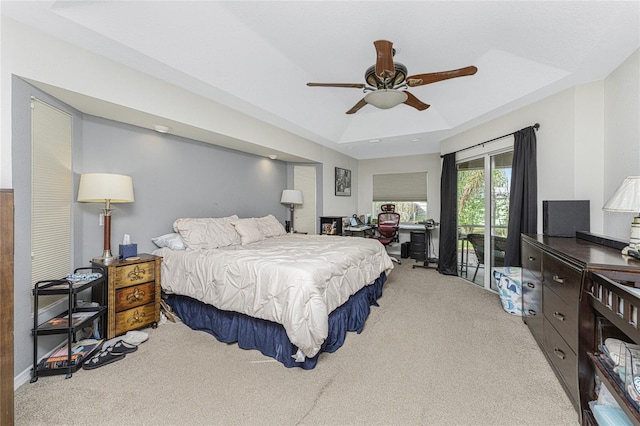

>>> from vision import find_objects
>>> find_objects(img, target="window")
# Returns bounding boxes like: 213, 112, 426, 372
31, 97, 72, 289
372, 201, 427, 223
372, 172, 427, 223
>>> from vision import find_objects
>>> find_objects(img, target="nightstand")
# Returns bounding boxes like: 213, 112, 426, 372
92, 254, 161, 339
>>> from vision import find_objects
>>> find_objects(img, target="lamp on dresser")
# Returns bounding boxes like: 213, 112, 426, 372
77, 173, 135, 265
603, 176, 640, 255
280, 189, 303, 233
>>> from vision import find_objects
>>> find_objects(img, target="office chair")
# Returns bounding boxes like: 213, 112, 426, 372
373, 210, 401, 264
466, 233, 506, 281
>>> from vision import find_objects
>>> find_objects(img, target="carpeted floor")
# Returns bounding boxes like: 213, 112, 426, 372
14, 260, 578, 425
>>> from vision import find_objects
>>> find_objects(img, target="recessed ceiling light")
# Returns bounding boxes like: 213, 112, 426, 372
368, 139, 381, 143
153, 125, 171, 133
268, 154, 278, 160
411, 138, 420, 142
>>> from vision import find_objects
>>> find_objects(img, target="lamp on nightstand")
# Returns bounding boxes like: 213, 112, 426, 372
603, 176, 640, 255
280, 189, 303, 233
78, 173, 135, 265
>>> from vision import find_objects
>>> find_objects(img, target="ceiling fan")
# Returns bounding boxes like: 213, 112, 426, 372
307, 40, 478, 114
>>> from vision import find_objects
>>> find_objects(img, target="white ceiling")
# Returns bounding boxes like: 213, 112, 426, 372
3, 1, 639, 160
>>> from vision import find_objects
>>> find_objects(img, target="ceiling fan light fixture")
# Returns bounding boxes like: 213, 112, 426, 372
364, 89, 408, 110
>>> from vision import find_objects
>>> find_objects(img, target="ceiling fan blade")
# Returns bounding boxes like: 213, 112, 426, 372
403, 92, 430, 111
374, 40, 395, 81
307, 82, 366, 89
346, 98, 368, 114
406, 66, 478, 87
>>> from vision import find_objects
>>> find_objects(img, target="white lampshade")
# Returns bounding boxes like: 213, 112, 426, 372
603, 176, 640, 212
78, 173, 134, 203
604, 176, 640, 251
281, 189, 303, 205
364, 89, 408, 109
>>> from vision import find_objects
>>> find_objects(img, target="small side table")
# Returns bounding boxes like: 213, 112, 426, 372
92, 254, 162, 339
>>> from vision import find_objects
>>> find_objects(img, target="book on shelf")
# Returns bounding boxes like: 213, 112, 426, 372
38, 311, 97, 329
39, 338, 104, 369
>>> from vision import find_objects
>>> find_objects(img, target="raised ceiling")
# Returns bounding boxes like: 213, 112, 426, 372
3, 1, 639, 160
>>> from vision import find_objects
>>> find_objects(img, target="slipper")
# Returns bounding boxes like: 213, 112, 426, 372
123, 330, 148, 346
109, 340, 138, 355
82, 349, 125, 370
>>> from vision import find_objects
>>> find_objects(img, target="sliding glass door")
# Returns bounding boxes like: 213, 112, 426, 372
457, 150, 512, 290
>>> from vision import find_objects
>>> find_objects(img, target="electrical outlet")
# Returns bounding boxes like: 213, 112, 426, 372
99, 213, 104, 226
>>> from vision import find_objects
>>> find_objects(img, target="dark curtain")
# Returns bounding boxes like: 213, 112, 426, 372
437, 153, 458, 275
504, 126, 538, 267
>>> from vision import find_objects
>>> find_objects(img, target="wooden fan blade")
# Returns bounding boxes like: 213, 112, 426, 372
403, 92, 430, 111
374, 40, 395, 81
307, 82, 366, 89
406, 66, 478, 87
346, 98, 368, 114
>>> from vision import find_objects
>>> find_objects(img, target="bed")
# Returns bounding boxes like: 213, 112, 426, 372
153, 215, 394, 369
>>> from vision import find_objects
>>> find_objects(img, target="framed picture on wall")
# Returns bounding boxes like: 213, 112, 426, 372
335, 167, 351, 196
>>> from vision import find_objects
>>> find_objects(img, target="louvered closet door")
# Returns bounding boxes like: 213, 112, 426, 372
293, 166, 316, 234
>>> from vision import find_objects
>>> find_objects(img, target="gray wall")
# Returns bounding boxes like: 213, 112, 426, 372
12, 77, 288, 378
77, 116, 288, 264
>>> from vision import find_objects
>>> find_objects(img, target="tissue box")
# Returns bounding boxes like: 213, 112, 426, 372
119, 244, 137, 259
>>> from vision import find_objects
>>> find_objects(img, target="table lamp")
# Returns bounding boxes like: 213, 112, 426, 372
78, 173, 135, 264
281, 189, 303, 233
603, 176, 640, 254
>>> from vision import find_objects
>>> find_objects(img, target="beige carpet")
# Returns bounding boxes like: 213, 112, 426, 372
15, 260, 578, 425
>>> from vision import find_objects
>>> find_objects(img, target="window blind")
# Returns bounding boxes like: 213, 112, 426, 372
372, 172, 428, 202
31, 97, 72, 287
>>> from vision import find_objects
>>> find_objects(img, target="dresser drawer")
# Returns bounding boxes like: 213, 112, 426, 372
522, 242, 542, 279
115, 281, 155, 312
543, 253, 581, 305
115, 303, 157, 336
544, 321, 578, 403
543, 286, 578, 351
115, 261, 156, 289
522, 274, 544, 345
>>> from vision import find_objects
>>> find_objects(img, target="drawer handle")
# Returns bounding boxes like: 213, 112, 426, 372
552, 275, 565, 284
127, 265, 146, 281
126, 288, 145, 304
527, 282, 535, 289
127, 309, 146, 326
527, 309, 536, 316
553, 312, 566, 321
528, 256, 536, 262
553, 348, 566, 360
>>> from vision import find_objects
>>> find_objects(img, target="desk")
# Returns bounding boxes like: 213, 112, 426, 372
343, 225, 374, 237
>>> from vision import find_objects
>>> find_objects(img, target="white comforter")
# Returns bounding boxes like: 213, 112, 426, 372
156, 234, 393, 358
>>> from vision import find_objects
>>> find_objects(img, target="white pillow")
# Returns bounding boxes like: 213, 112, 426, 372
151, 233, 186, 250
255, 215, 286, 237
173, 215, 241, 250
231, 218, 265, 245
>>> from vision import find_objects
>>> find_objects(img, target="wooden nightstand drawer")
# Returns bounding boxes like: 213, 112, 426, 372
115, 261, 155, 289
115, 281, 155, 311
115, 303, 157, 336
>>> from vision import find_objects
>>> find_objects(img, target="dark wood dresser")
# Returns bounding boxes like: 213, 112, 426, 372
521, 233, 640, 423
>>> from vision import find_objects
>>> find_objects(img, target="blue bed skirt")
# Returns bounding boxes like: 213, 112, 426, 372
166, 272, 386, 369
